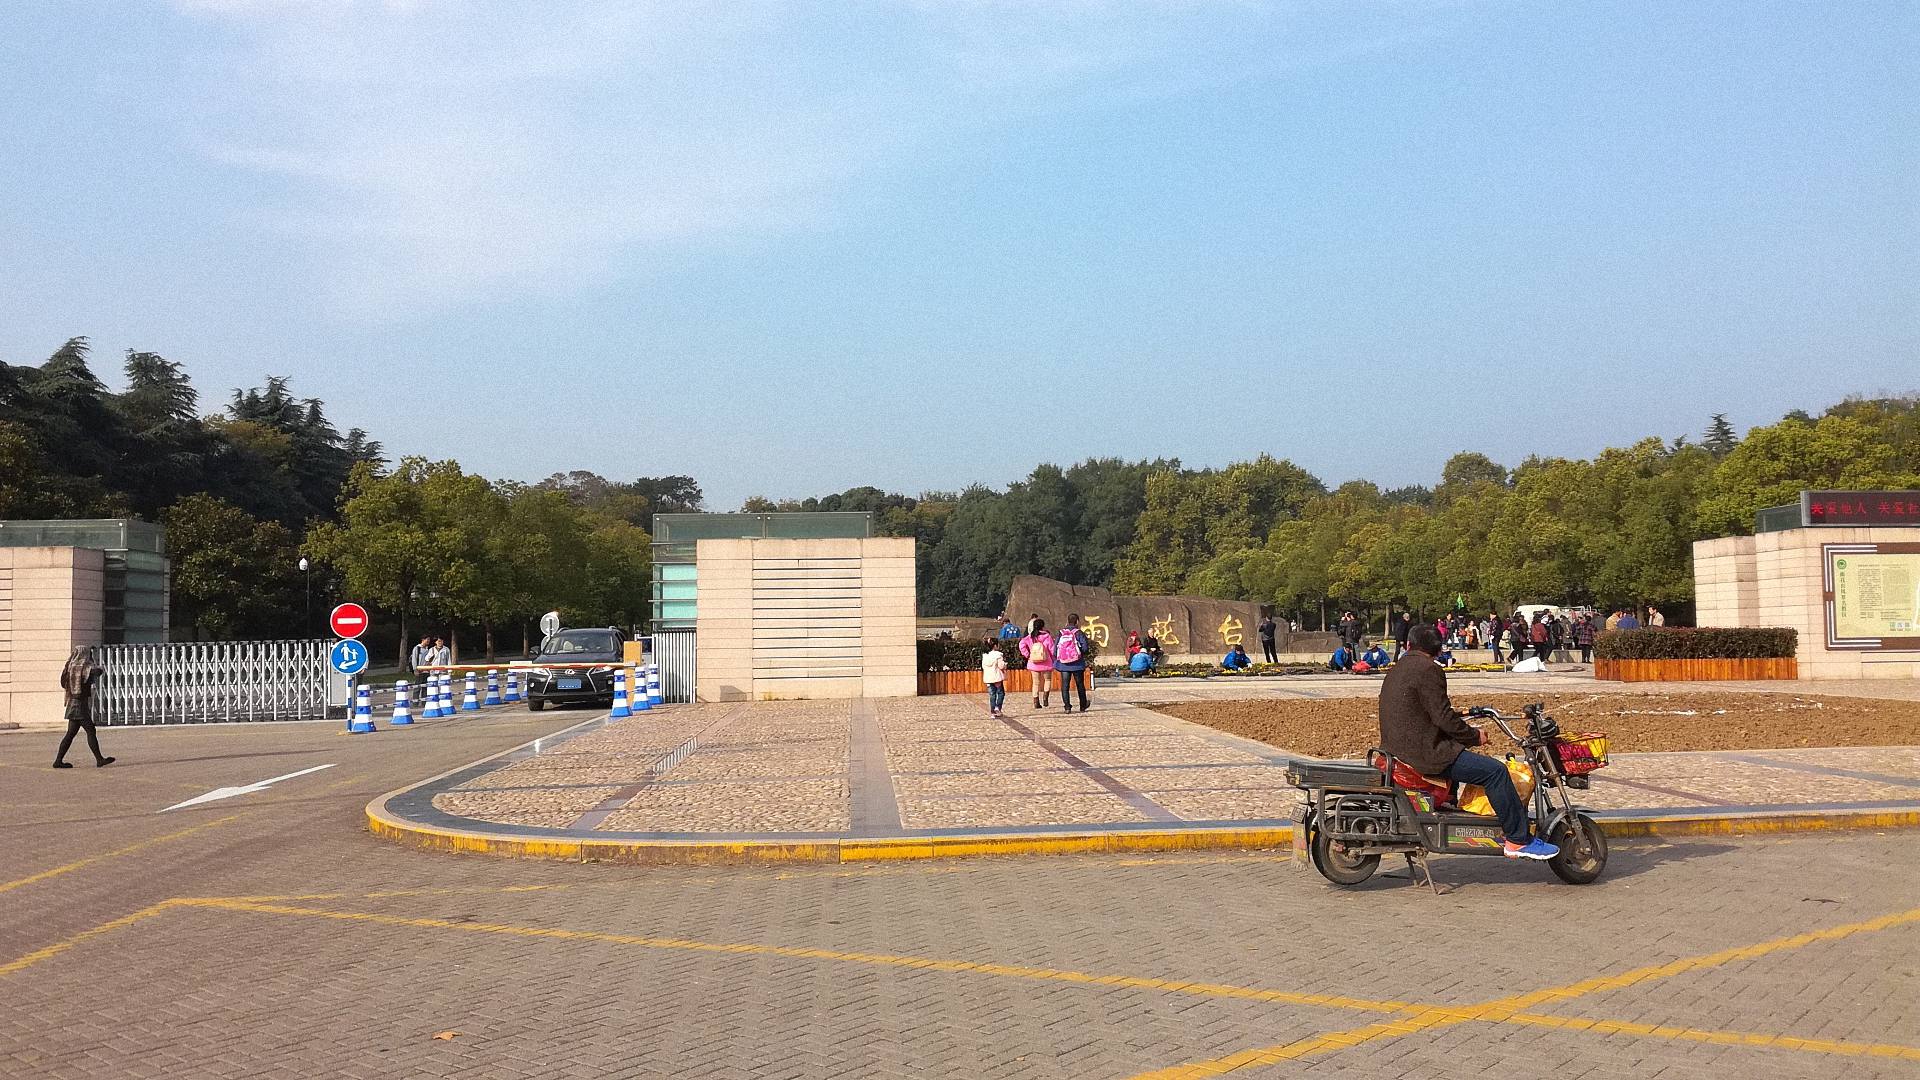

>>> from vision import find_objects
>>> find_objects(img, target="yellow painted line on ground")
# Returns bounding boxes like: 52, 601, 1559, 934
174, 897, 1417, 1016
1500, 1011, 1920, 1061
0, 814, 241, 896
0, 900, 180, 977
1127, 903, 1920, 1077
200, 882, 583, 904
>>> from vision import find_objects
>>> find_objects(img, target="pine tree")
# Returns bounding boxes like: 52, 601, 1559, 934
1703, 413, 1738, 455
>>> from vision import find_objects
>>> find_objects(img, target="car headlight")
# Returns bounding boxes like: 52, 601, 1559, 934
526, 667, 551, 678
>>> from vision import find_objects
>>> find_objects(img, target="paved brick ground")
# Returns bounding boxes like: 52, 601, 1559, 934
411, 695, 1920, 841
3, 708, 1919, 1078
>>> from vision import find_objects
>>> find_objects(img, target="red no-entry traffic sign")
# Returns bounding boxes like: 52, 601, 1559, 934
329, 602, 370, 640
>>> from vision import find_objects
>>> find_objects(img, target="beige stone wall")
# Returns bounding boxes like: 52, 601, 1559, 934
1692, 527, 1920, 680
695, 537, 917, 701
1693, 535, 1758, 629
0, 547, 107, 728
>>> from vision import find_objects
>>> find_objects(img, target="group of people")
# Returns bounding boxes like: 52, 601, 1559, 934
1327, 640, 1397, 672
984, 613, 1094, 716
407, 636, 452, 671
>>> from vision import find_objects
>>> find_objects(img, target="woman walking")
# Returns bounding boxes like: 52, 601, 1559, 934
1020, 618, 1056, 710
55, 646, 114, 769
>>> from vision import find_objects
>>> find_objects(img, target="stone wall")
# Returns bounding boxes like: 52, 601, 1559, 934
696, 537, 917, 701
0, 547, 106, 728
1001, 575, 1337, 662
1692, 526, 1920, 680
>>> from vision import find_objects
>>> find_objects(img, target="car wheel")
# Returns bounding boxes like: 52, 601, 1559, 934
528, 699, 546, 711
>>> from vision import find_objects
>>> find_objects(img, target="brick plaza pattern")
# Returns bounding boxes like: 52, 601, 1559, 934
1, 708, 1917, 1077
418, 695, 1920, 842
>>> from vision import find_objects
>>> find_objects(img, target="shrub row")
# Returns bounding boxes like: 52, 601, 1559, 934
1592, 627, 1797, 660
917, 635, 1104, 672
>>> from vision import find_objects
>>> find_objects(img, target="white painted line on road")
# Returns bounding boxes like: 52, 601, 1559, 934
161, 763, 337, 813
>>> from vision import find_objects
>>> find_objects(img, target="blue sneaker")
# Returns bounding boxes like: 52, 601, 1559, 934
1503, 837, 1559, 860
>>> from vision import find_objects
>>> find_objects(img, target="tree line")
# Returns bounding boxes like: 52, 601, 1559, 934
5, 336, 1915, 640
0, 338, 698, 650
746, 398, 1920, 624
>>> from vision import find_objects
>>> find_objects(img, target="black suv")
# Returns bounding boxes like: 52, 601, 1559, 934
524, 627, 627, 711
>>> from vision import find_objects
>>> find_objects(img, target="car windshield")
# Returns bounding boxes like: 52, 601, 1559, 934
538, 631, 620, 657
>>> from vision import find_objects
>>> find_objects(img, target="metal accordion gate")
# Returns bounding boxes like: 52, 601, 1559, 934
649, 629, 696, 704
90, 640, 330, 725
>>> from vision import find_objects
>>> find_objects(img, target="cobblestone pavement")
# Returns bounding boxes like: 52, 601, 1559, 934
1094, 669, 1920, 704
2, 711, 1918, 1078
412, 695, 1920, 841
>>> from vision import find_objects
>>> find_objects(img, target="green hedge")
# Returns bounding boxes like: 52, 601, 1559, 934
1593, 627, 1797, 660
918, 634, 1104, 672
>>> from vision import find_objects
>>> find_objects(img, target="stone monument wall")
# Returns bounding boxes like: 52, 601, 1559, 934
1001, 575, 1337, 663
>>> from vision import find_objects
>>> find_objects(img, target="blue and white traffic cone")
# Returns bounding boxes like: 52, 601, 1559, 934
485, 669, 502, 707
646, 664, 663, 707
631, 666, 650, 712
610, 669, 632, 718
437, 673, 453, 717
418, 674, 436, 718
392, 679, 412, 725
461, 673, 480, 712
505, 670, 522, 703
350, 681, 376, 733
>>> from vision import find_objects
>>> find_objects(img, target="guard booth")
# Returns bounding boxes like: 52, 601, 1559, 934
0, 519, 171, 728
651, 513, 916, 702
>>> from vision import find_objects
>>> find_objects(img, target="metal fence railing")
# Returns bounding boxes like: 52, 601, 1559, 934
650, 629, 696, 704
91, 640, 330, 725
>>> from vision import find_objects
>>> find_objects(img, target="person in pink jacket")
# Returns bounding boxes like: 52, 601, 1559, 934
1019, 618, 1056, 710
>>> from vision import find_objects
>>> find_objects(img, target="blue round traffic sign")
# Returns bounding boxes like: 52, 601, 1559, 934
330, 638, 370, 676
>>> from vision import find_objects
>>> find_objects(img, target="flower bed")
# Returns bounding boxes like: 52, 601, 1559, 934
1593, 627, 1798, 682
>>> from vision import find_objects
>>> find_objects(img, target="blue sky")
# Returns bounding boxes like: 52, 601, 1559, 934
3, 1, 1914, 509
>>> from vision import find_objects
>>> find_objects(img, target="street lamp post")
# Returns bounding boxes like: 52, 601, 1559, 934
299, 557, 310, 637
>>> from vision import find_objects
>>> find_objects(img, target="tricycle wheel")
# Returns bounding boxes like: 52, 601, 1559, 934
1548, 813, 1607, 884
1310, 826, 1380, 886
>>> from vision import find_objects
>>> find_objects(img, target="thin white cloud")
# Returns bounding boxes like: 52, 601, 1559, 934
168, 0, 1467, 317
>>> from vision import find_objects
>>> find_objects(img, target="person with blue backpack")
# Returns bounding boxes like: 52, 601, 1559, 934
1053, 613, 1093, 713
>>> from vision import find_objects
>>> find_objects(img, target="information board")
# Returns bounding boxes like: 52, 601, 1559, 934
1825, 544, 1920, 650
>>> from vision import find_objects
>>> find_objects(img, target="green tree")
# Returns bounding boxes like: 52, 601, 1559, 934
1695, 414, 1920, 535
303, 459, 493, 659
1703, 413, 1738, 455
160, 494, 299, 639
573, 517, 653, 628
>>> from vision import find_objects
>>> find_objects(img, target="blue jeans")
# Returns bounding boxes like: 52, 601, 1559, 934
1444, 750, 1530, 844
987, 683, 1005, 712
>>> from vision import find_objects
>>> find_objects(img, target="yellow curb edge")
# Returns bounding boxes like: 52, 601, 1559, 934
365, 796, 1920, 866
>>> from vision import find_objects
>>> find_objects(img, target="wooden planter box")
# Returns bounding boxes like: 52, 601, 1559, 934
1594, 657, 1798, 682
919, 669, 1059, 695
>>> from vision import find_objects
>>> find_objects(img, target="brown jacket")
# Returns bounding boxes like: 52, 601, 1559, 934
1378, 652, 1479, 776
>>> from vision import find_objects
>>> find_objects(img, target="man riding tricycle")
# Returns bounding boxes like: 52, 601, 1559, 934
1286, 625, 1610, 889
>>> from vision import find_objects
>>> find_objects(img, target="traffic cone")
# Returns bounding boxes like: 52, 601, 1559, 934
631, 665, 650, 712
484, 669, 502, 706
610, 669, 632, 718
505, 670, 522, 703
436, 673, 453, 717
461, 673, 480, 712
647, 664, 663, 706
392, 679, 412, 725
350, 681, 376, 733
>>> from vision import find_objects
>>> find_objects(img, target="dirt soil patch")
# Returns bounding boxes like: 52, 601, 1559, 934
1153, 691, 1920, 757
